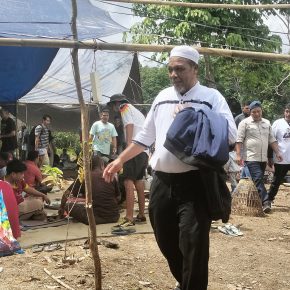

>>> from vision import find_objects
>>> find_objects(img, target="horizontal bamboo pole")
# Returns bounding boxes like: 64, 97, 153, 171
104, 0, 290, 10
0, 38, 289, 62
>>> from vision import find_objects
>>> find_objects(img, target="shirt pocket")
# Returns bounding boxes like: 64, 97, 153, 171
247, 124, 258, 136
260, 124, 270, 137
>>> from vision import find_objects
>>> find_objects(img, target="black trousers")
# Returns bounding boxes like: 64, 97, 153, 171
268, 163, 290, 201
149, 171, 212, 290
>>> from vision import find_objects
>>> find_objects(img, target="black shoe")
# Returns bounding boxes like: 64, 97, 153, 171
263, 201, 271, 213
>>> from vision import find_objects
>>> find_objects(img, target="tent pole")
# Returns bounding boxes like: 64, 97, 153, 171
71, 1, 102, 289
25, 104, 28, 126
105, 0, 290, 9
15, 101, 19, 159
0, 38, 289, 62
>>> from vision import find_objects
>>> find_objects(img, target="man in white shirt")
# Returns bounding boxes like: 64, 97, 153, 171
107, 94, 148, 227
103, 46, 237, 290
268, 103, 290, 205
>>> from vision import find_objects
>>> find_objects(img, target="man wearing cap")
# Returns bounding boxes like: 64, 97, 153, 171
104, 45, 237, 290
267, 103, 290, 207
236, 101, 282, 213
107, 94, 148, 227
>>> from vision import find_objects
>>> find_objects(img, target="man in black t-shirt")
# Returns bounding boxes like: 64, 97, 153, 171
0, 108, 17, 154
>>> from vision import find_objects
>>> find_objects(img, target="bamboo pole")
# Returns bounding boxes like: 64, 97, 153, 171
70, 1, 102, 290
104, 0, 290, 10
0, 38, 289, 62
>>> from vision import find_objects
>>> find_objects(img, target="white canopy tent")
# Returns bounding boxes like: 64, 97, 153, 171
0, 0, 142, 131
17, 49, 136, 131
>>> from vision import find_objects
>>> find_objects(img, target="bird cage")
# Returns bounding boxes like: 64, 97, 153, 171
231, 178, 264, 217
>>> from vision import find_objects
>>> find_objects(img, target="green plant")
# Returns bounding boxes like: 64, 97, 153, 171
41, 165, 64, 189
53, 131, 81, 157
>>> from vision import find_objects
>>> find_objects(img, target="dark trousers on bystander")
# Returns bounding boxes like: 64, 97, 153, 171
149, 170, 211, 290
245, 161, 268, 204
268, 163, 290, 201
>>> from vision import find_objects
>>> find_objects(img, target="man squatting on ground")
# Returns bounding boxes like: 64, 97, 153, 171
103, 45, 237, 290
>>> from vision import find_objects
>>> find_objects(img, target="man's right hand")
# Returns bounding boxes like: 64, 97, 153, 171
267, 158, 274, 168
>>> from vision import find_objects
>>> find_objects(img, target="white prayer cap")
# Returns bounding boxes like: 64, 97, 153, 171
170, 45, 199, 64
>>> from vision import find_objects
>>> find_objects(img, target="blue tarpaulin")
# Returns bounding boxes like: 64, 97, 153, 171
0, 0, 125, 106
0, 47, 58, 104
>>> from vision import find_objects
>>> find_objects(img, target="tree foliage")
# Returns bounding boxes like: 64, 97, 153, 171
128, 0, 289, 119
53, 131, 81, 155
130, 0, 282, 53
140, 65, 171, 103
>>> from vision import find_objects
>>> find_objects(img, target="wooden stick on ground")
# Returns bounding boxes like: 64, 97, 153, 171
43, 268, 75, 290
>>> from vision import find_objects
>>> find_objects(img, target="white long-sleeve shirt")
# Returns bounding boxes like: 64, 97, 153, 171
134, 82, 237, 173
272, 118, 290, 164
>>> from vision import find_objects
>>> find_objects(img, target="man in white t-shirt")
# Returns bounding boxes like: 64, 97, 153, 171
89, 108, 118, 163
107, 94, 148, 228
268, 103, 290, 205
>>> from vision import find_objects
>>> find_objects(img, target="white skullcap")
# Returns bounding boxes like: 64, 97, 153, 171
170, 45, 199, 64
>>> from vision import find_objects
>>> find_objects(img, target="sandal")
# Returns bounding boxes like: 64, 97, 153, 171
224, 224, 243, 236
31, 244, 44, 253
112, 217, 135, 230
133, 214, 147, 224
43, 243, 62, 252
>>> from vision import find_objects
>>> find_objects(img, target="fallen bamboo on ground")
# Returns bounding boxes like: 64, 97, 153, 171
43, 268, 75, 290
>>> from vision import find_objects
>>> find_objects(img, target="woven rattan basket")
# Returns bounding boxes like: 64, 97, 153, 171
231, 178, 264, 217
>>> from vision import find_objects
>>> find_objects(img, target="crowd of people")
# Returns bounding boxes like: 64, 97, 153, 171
0, 112, 55, 239
1, 45, 290, 290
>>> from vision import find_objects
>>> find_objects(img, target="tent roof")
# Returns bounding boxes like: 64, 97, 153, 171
0, 0, 128, 106
16, 50, 142, 131
0, 0, 125, 40
19, 49, 135, 105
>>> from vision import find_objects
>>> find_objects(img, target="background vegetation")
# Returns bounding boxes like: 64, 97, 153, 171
53, 131, 80, 160
131, 0, 290, 121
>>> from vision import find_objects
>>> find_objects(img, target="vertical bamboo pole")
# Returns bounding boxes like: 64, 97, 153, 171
70, 1, 102, 289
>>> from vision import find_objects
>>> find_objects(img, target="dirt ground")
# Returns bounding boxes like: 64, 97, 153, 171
1, 185, 290, 290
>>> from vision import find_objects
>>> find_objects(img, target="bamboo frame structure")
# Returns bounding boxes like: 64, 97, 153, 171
70, 1, 102, 289
104, 0, 290, 10
0, 38, 289, 62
